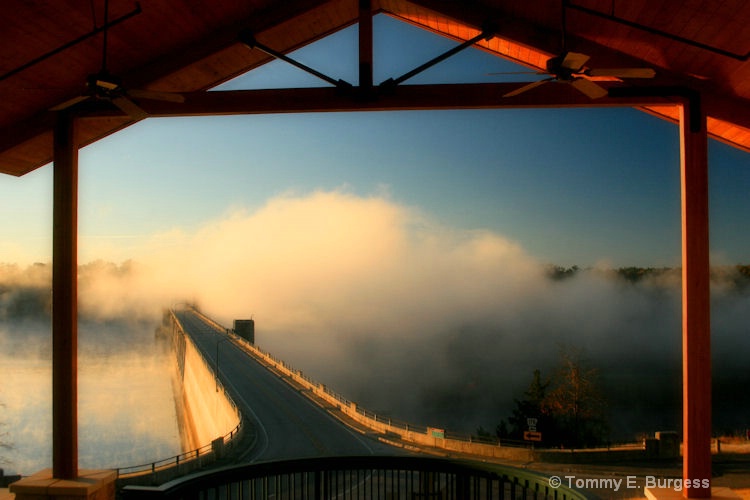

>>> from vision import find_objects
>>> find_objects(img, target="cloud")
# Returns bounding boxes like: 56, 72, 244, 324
2, 189, 749, 440
104, 190, 545, 333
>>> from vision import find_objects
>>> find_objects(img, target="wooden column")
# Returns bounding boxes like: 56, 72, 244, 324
52, 110, 78, 480
358, 0, 373, 90
680, 96, 711, 498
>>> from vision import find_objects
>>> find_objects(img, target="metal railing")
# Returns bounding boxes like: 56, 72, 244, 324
117, 309, 244, 482
122, 455, 591, 500
233, 327, 529, 451
354, 407, 427, 434
116, 420, 243, 478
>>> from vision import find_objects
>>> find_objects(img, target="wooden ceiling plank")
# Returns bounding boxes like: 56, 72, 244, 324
2, 0, 750, 176
669, 1, 710, 40
620, 0, 665, 32
613, 0, 653, 21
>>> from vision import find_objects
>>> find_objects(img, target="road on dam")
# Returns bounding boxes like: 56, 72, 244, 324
174, 309, 403, 463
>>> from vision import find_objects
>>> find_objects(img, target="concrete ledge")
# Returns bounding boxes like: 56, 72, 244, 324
10, 470, 116, 500
645, 486, 742, 499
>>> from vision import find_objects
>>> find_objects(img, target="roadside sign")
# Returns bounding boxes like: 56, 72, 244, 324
429, 427, 445, 439
523, 431, 542, 442
526, 418, 538, 431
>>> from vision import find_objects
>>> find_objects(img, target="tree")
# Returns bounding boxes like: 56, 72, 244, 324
543, 346, 608, 448
506, 369, 558, 444
499, 348, 609, 448
546, 265, 580, 281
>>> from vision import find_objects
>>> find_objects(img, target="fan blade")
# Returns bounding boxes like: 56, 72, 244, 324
503, 78, 552, 97
128, 88, 186, 103
50, 95, 90, 111
586, 67, 656, 78
486, 71, 545, 76
570, 78, 608, 99
111, 96, 148, 120
94, 78, 120, 91
561, 52, 590, 71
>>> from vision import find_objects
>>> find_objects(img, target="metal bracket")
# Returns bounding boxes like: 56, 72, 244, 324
238, 29, 353, 90
239, 20, 495, 94
380, 23, 496, 89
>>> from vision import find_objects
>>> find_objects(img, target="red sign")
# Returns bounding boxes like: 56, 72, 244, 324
523, 431, 542, 441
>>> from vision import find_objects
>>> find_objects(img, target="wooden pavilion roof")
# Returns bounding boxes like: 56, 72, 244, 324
1, 0, 749, 176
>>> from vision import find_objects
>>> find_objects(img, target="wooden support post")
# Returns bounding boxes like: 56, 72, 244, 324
680, 95, 711, 498
52, 110, 78, 480
358, 0, 373, 90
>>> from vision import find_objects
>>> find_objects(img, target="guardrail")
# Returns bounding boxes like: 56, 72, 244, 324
117, 421, 243, 477
122, 455, 592, 500
210, 312, 535, 461
117, 309, 245, 485
158, 308, 646, 471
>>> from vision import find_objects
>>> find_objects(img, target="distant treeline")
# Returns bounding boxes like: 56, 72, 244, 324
3, 262, 750, 322
0, 260, 136, 321
546, 264, 750, 289
0, 262, 51, 321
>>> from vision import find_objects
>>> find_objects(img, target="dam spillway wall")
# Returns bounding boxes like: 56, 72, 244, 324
116, 312, 243, 487
170, 312, 241, 453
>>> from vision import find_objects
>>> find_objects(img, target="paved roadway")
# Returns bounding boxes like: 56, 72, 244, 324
174, 309, 401, 463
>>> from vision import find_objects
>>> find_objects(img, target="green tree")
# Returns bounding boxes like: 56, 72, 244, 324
500, 349, 609, 448
546, 265, 580, 281
507, 369, 557, 444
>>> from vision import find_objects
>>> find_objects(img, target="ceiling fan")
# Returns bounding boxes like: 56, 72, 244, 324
51, 72, 185, 119
499, 1, 656, 99
50, 0, 184, 118
501, 51, 655, 99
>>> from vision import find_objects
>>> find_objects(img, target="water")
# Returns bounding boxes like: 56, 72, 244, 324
0, 320, 182, 476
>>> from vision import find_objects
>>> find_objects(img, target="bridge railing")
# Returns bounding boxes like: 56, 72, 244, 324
116, 420, 243, 478
227, 337, 453, 440
181, 308, 545, 462
122, 455, 592, 500
354, 406, 427, 434
117, 309, 245, 485
219, 316, 534, 460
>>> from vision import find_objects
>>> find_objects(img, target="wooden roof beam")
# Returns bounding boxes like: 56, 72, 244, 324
84, 83, 674, 118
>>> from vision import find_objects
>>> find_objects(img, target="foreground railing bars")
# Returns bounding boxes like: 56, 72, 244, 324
122, 456, 591, 500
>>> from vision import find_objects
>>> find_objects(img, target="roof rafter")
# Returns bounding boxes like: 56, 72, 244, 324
1, 0, 749, 175
384, 0, 750, 151
109, 83, 675, 117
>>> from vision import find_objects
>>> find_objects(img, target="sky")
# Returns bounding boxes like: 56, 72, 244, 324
1, 13, 750, 268
2, 14, 750, 460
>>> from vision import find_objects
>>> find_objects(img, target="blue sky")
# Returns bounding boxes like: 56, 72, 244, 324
1, 14, 749, 268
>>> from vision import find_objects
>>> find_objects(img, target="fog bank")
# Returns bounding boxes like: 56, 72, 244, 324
2, 190, 749, 442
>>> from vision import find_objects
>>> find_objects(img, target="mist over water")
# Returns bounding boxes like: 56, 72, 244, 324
257, 269, 690, 437
0, 274, 181, 475
2, 190, 749, 468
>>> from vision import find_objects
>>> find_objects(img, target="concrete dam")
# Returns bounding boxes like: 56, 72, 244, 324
161, 308, 542, 467
160, 308, 681, 471
169, 310, 242, 453
117, 310, 244, 484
